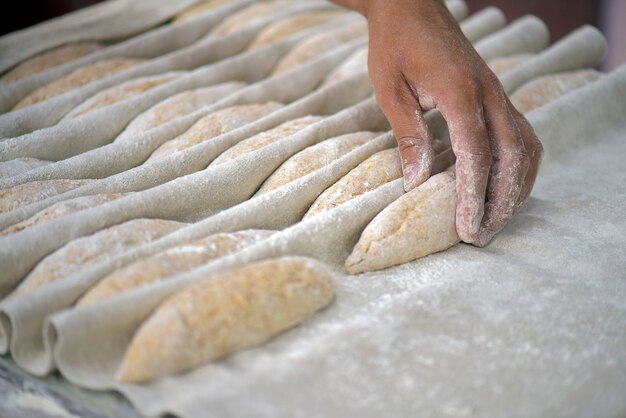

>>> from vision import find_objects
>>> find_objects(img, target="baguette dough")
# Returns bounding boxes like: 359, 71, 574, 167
120, 82, 246, 137
255, 131, 383, 195
212, 2, 284, 35
0, 158, 51, 179
487, 53, 535, 77
0, 42, 103, 83
321, 47, 368, 86
0, 179, 93, 214
172, 0, 234, 24
116, 256, 335, 383
304, 148, 402, 219
63, 73, 182, 120
13, 58, 144, 110
345, 170, 459, 274
146, 101, 284, 163
9, 219, 186, 298
0, 193, 128, 236
77, 229, 276, 306
510, 69, 603, 113
210, 115, 323, 166
271, 20, 366, 75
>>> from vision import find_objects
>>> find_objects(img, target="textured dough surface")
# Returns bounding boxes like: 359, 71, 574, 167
63, 72, 181, 119
345, 170, 460, 274
78, 229, 277, 306
510, 69, 603, 113
305, 147, 402, 219
247, 10, 346, 50
487, 53, 535, 77
116, 256, 335, 383
210, 115, 323, 166
13, 58, 144, 110
9, 219, 186, 298
272, 20, 366, 75
321, 47, 368, 86
0, 158, 51, 179
256, 131, 382, 195
0, 193, 128, 236
146, 101, 284, 162
0, 179, 93, 214
0, 42, 103, 83
212, 2, 284, 35
120, 82, 245, 137
172, 0, 234, 24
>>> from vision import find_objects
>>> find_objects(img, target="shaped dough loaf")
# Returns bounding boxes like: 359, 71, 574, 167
272, 19, 366, 75
210, 115, 323, 166
510, 69, 603, 113
0, 193, 128, 236
0, 158, 51, 179
78, 229, 277, 306
0, 42, 103, 83
117, 256, 335, 383
212, 2, 284, 35
146, 101, 284, 163
13, 58, 144, 110
0, 179, 93, 214
9, 218, 186, 298
256, 131, 382, 195
120, 82, 245, 137
345, 170, 459, 274
63, 72, 182, 120
172, 0, 234, 24
321, 47, 368, 86
487, 53, 534, 77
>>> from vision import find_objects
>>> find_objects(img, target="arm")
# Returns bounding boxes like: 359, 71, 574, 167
330, 0, 543, 246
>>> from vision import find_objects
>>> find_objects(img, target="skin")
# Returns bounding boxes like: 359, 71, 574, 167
330, 0, 543, 246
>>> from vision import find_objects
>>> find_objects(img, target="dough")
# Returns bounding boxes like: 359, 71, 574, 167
255, 131, 383, 196
247, 10, 346, 50
510, 69, 603, 113
119, 82, 245, 137
116, 256, 335, 383
212, 2, 284, 35
0, 158, 51, 179
63, 72, 181, 120
271, 19, 366, 75
304, 148, 402, 219
146, 101, 284, 163
77, 229, 276, 306
487, 53, 535, 77
172, 0, 234, 24
210, 115, 323, 166
9, 218, 186, 298
13, 58, 144, 110
345, 170, 459, 274
0, 193, 128, 236
0, 179, 93, 214
321, 47, 368, 86
0, 42, 103, 83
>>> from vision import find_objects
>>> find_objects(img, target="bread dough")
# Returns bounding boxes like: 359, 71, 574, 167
172, 0, 234, 24
0, 179, 93, 214
487, 53, 535, 77
321, 47, 368, 86
212, 2, 284, 35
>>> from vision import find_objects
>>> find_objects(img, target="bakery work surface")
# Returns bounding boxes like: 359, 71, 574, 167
1, 0, 625, 417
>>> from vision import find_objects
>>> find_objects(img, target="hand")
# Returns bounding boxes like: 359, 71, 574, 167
334, 0, 543, 246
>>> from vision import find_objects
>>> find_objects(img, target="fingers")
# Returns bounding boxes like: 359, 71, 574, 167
475, 80, 530, 247
369, 68, 434, 192
513, 110, 544, 212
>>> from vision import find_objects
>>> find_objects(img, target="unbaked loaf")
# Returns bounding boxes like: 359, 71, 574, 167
146, 101, 284, 163
172, 0, 234, 24
9, 218, 186, 298
255, 131, 383, 195
212, 2, 284, 35
321, 47, 368, 86
210, 115, 323, 166
0, 179, 93, 214
0, 193, 128, 236
487, 53, 534, 77
272, 19, 367, 75
63, 72, 182, 120
0, 158, 51, 179
0, 42, 103, 83
304, 147, 402, 219
13, 58, 144, 110
510, 69, 603, 113
345, 170, 459, 274
116, 256, 335, 383
120, 82, 245, 138
77, 229, 277, 306
247, 10, 346, 50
